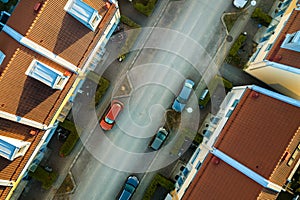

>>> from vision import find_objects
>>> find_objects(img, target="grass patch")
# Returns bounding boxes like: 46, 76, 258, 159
121, 15, 141, 28
223, 13, 241, 32
0, 0, 18, 12
86, 72, 110, 107
59, 119, 79, 157
133, 0, 158, 17
57, 173, 75, 194
29, 166, 58, 190
142, 174, 175, 200
251, 7, 272, 27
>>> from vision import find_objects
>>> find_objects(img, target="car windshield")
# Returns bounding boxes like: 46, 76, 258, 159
105, 116, 114, 124
124, 183, 136, 193
176, 96, 187, 104
157, 132, 167, 140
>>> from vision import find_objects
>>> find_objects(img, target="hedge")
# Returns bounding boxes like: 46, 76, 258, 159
251, 8, 272, 27
143, 174, 175, 200
29, 166, 58, 190
120, 15, 141, 28
229, 34, 247, 57
59, 120, 79, 157
86, 72, 110, 107
133, 0, 158, 17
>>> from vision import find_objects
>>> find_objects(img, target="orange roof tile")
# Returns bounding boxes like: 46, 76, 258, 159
183, 87, 300, 199
0, 0, 118, 198
266, 10, 300, 69
183, 154, 265, 200
214, 88, 300, 181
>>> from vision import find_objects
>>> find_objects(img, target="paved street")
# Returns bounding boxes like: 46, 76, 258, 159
69, 0, 232, 200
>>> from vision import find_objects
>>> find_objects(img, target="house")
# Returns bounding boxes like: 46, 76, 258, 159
173, 85, 300, 199
245, 0, 300, 100
0, 0, 120, 198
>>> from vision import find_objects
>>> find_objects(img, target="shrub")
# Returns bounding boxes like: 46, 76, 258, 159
120, 15, 141, 28
86, 72, 110, 107
251, 8, 272, 27
143, 174, 175, 200
29, 166, 58, 190
229, 34, 247, 57
133, 0, 157, 16
59, 120, 79, 157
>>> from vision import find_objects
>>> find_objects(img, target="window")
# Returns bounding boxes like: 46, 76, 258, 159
196, 161, 201, 170
226, 109, 233, 118
191, 149, 200, 164
0, 51, 5, 65
287, 143, 300, 166
231, 99, 239, 107
250, 48, 261, 62
265, 43, 273, 51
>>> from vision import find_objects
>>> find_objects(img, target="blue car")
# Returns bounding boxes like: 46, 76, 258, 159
119, 176, 139, 200
172, 79, 195, 112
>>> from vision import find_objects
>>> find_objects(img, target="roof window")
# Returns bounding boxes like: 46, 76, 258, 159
0, 51, 5, 65
281, 30, 300, 52
25, 59, 70, 90
64, 0, 102, 32
0, 135, 31, 161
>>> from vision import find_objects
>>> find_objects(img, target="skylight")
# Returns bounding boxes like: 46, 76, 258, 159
281, 30, 300, 52
25, 59, 70, 90
0, 135, 31, 161
0, 51, 5, 65
64, 0, 102, 32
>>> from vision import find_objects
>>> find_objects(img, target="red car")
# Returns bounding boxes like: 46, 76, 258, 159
100, 100, 124, 130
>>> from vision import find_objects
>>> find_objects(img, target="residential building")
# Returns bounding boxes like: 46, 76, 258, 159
172, 85, 300, 199
245, 0, 300, 100
0, 0, 120, 199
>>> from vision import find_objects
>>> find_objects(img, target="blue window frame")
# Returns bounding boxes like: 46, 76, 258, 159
196, 161, 201, 170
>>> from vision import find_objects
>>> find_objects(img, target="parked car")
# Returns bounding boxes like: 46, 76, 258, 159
150, 127, 169, 151
119, 176, 139, 200
233, 0, 248, 8
172, 79, 195, 112
100, 100, 124, 130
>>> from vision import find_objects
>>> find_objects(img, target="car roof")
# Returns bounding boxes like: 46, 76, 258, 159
106, 101, 123, 120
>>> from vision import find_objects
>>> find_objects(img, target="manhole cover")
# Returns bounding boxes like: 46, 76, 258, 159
226, 35, 233, 42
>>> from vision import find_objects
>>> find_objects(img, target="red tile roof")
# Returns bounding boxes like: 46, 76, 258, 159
183, 88, 300, 199
183, 154, 266, 200
266, 10, 300, 69
0, 119, 44, 198
0, 0, 117, 198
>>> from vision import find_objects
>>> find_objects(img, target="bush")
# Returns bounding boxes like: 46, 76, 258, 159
86, 72, 110, 107
59, 120, 79, 157
133, 0, 157, 16
120, 15, 141, 28
251, 8, 272, 27
143, 174, 175, 200
229, 34, 247, 57
29, 166, 58, 190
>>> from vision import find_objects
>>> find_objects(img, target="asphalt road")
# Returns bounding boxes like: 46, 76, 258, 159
70, 0, 232, 199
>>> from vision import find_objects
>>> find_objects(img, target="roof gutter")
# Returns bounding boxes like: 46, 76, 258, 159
1, 24, 80, 74
0, 111, 53, 130
212, 149, 282, 192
